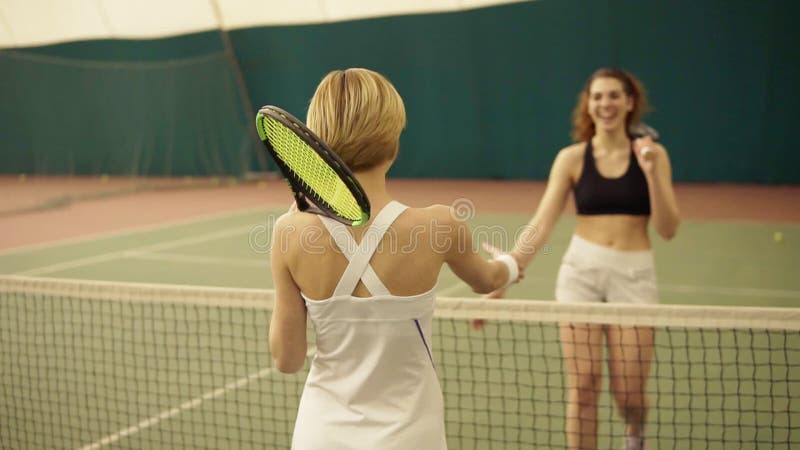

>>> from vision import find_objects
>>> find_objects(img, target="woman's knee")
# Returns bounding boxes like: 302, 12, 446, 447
570, 372, 602, 404
613, 389, 647, 414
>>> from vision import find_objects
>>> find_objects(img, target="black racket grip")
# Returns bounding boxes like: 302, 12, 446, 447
629, 123, 660, 140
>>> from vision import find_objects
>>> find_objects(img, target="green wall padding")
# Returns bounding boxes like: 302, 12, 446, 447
0, 32, 259, 176
1, 0, 797, 182
232, 0, 798, 182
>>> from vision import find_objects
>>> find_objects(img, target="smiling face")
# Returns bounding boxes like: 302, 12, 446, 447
587, 77, 634, 134
571, 68, 649, 142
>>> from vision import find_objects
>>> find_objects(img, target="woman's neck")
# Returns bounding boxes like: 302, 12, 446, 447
592, 127, 630, 153
353, 163, 393, 211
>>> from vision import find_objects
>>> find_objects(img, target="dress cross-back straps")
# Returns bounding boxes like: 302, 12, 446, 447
319, 201, 409, 297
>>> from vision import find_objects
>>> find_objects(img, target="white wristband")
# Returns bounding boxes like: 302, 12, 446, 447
493, 253, 519, 289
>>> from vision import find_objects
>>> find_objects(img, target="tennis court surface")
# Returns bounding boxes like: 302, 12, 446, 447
1, 178, 799, 449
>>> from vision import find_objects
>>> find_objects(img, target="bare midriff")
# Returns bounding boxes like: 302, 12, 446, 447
575, 214, 651, 251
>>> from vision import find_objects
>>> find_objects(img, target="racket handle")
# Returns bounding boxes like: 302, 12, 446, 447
294, 193, 311, 211
629, 123, 660, 140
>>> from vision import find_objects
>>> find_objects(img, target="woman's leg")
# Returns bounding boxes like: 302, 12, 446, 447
606, 325, 655, 448
561, 322, 605, 450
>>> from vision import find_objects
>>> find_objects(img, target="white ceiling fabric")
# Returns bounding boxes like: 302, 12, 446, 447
0, 0, 531, 48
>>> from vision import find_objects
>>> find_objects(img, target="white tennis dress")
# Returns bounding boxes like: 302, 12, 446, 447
291, 201, 448, 450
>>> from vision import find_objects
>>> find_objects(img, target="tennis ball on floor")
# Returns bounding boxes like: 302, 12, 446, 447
210, 177, 220, 186
227, 178, 238, 187
18, 174, 27, 182
183, 176, 193, 185
100, 174, 109, 183
774, 231, 783, 243
257, 181, 268, 189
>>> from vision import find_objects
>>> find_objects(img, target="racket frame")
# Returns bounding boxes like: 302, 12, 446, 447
255, 105, 370, 226
628, 122, 660, 140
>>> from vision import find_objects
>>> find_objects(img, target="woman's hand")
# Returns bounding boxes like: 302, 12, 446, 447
483, 242, 524, 284
633, 136, 663, 175
471, 243, 523, 330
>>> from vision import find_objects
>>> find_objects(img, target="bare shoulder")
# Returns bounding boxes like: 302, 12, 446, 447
555, 142, 585, 166
549, 142, 585, 183
274, 210, 318, 230
390, 205, 462, 246
272, 211, 324, 244
412, 205, 467, 255
396, 204, 457, 227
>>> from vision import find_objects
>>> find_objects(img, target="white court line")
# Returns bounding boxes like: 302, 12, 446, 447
127, 251, 267, 268
19, 225, 255, 276
77, 346, 317, 450
0, 207, 270, 256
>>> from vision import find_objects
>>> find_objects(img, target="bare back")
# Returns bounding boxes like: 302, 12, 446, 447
280, 205, 455, 300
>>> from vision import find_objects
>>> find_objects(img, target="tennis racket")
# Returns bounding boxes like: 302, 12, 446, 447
629, 123, 660, 160
629, 122, 659, 140
255, 105, 371, 226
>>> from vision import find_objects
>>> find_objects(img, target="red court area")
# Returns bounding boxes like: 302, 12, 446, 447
0, 176, 798, 251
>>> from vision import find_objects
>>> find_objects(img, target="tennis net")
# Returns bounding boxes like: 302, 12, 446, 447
1, 276, 798, 449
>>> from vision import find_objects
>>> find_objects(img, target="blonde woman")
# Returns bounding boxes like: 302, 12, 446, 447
268, 68, 521, 450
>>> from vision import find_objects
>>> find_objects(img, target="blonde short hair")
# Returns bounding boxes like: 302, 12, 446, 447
306, 68, 406, 171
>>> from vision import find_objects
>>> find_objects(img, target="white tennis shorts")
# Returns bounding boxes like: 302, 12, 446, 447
555, 235, 658, 304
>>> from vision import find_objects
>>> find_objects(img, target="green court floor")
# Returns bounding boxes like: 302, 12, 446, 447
2, 208, 798, 307
1, 209, 798, 449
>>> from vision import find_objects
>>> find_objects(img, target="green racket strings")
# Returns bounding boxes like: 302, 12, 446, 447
257, 114, 366, 224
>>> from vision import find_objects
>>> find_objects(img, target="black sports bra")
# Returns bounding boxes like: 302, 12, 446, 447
574, 140, 650, 216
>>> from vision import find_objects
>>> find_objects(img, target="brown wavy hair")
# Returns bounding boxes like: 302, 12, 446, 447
570, 68, 650, 142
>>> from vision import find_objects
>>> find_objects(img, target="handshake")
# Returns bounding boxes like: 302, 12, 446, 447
487, 243, 524, 289
471, 242, 526, 330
